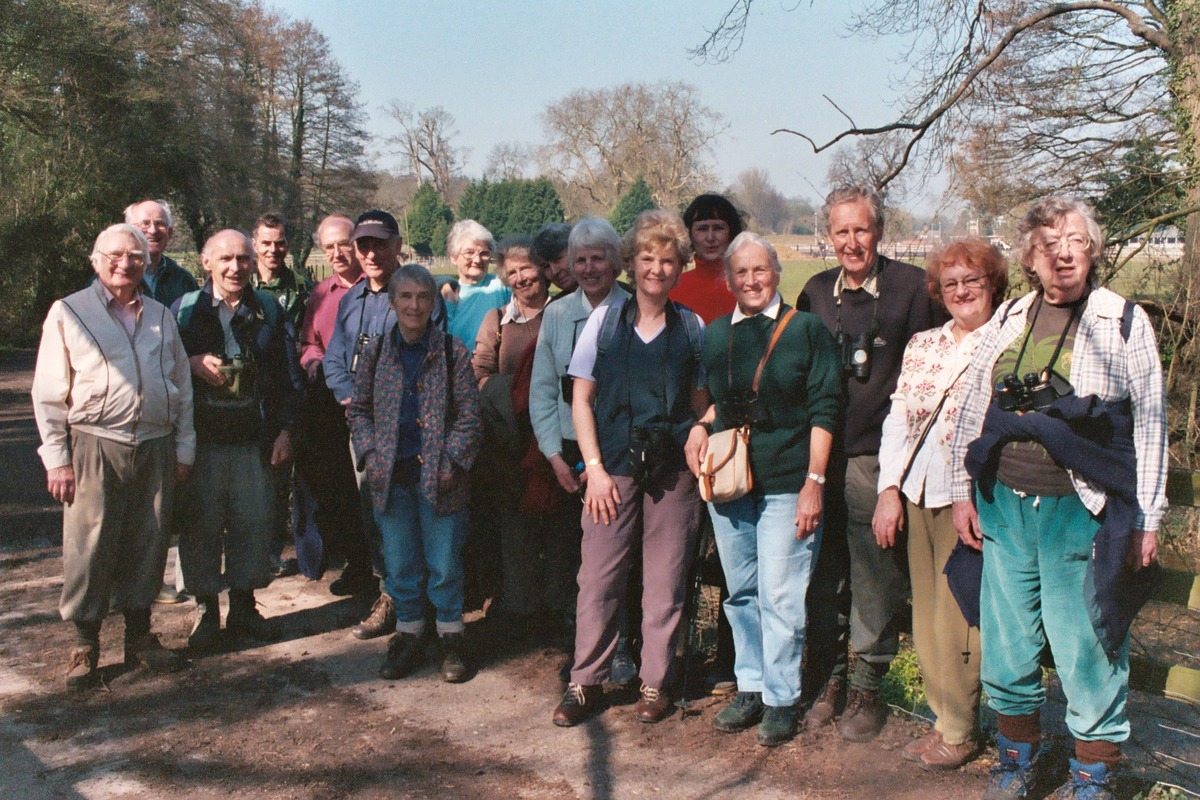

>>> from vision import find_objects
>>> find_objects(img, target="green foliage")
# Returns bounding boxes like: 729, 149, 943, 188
1093, 140, 1186, 240
609, 177, 656, 236
456, 177, 565, 240
879, 643, 929, 715
405, 183, 454, 257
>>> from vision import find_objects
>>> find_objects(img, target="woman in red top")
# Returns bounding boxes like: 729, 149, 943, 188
669, 193, 743, 324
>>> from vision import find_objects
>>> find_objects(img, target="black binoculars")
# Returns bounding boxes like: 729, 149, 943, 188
994, 369, 1072, 413
836, 328, 875, 382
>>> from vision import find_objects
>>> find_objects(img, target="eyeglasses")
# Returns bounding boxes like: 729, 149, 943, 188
458, 248, 490, 261
1034, 234, 1090, 257
98, 251, 145, 264
940, 275, 986, 294
323, 241, 353, 255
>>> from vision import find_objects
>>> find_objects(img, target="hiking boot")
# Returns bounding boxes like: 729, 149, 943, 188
552, 683, 603, 727
903, 729, 943, 762
329, 563, 377, 597
188, 595, 221, 652
983, 735, 1042, 800
920, 737, 981, 771
65, 645, 99, 692
803, 677, 846, 730
757, 705, 798, 747
124, 632, 184, 673
1050, 759, 1115, 800
226, 591, 277, 642
836, 687, 887, 742
714, 691, 764, 733
635, 684, 672, 723
352, 594, 395, 640
379, 632, 423, 680
439, 633, 469, 683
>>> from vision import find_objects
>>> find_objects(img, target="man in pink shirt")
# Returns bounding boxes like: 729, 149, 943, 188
296, 214, 375, 596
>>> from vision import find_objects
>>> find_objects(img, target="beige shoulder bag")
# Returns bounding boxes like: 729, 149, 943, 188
700, 309, 797, 503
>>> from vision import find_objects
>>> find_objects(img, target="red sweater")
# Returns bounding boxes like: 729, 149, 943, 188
669, 258, 736, 324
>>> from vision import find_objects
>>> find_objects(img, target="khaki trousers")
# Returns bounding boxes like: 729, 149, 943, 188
60, 431, 174, 622
907, 501, 980, 745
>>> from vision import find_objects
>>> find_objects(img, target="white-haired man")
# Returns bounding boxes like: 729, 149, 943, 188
124, 199, 198, 308
33, 223, 195, 690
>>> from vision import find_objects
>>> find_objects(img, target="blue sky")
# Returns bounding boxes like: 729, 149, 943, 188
280, 0, 934, 208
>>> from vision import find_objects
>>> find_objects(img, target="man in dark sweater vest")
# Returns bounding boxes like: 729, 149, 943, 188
796, 184, 943, 742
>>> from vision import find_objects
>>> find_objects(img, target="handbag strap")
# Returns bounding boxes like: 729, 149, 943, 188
750, 308, 797, 393
898, 359, 972, 487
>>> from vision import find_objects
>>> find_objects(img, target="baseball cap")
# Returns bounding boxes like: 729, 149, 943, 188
351, 210, 400, 241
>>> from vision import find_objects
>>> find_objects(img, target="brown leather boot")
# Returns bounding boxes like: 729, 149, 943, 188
352, 593, 395, 640
803, 677, 846, 730
920, 738, 981, 771
836, 687, 887, 742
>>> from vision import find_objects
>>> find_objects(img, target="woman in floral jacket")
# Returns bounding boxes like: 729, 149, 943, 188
872, 238, 1007, 770
349, 264, 482, 684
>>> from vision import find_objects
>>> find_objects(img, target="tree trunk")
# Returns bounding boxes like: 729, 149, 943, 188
1174, 3, 1200, 461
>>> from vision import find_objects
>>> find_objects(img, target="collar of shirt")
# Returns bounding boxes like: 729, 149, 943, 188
210, 284, 243, 311
730, 292, 782, 325
833, 257, 881, 299
500, 297, 545, 325
335, 272, 364, 290
95, 280, 143, 314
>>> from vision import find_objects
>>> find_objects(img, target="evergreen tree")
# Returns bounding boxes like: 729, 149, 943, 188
609, 177, 655, 236
406, 183, 453, 257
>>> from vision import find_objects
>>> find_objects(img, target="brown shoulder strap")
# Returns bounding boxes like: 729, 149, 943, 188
751, 308, 797, 393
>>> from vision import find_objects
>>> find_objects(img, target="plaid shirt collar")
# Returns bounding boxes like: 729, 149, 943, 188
833, 257, 882, 299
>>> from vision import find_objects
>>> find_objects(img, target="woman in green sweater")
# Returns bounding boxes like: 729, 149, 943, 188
685, 232, 843, 746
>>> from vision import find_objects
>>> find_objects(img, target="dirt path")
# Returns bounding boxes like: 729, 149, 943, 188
1, 348, 1196, 799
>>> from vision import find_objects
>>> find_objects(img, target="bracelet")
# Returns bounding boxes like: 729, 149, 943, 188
806, 472, 826, 485
585, 457, 602, 467
694, 421, 713, 434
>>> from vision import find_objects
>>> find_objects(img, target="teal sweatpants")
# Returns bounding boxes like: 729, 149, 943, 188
976, 481, 1129, 743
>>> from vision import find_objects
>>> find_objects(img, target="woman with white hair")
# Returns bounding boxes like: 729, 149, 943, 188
950, 197, 1166, 799
443, 220, 511, 354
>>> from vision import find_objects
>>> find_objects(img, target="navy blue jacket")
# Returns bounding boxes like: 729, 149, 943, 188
965, 394, 1161, 657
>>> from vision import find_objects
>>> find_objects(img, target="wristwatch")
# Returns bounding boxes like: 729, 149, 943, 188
694, 421, 713, 434
806, 472, 826, 485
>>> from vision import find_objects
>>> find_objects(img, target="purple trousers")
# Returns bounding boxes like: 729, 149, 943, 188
570, 469, 700, 689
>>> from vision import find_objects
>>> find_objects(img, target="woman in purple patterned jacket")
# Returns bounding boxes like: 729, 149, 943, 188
349, 264, 482, 684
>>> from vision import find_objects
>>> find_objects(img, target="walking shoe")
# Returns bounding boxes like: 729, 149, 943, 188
836, 687, 887, 742
1050, 759, 1114, 800
65, 645, 100, 692
188, 595, 221, 652
352, 593, 395, 640
803, 677, 846, 730
757, 705, 798, 747
713, 691, 765, 733
920, 737, 981, 771
378, 633, 423, 680
903, 729, 943, 762
552, 683, 603, 727
153, 585, 188, 604
439, 633, 470, 683
124, 632, 184, 673
610, 638, 638, 686
329, 563, 377, 597
271, 556, 299, 578
983, 735, 1042, 800
227, 591, 277, 642
635, 684, 672, 723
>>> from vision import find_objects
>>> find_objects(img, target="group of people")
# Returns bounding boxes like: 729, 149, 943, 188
33, 182, 1165, 800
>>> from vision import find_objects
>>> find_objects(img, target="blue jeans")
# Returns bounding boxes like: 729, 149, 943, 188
976, 481, 1129, 742
375, 483, 468, 635
709, 492, 821, 707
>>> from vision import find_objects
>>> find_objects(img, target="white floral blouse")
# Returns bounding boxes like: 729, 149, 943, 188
877, 320, 983, 508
